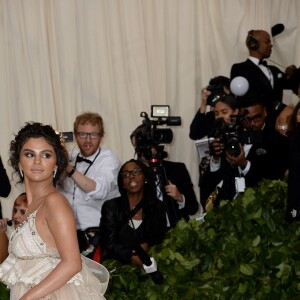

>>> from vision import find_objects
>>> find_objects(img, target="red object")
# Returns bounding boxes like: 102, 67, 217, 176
93, 246, 101, 263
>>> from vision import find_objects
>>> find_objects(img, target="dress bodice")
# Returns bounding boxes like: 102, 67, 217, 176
9, 210, 59, 259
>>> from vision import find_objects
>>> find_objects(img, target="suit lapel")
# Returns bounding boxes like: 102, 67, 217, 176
246, 59, 273, 91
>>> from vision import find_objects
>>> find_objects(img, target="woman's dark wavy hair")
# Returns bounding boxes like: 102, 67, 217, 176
9, 122, 68, 186
215, 94, 239, 110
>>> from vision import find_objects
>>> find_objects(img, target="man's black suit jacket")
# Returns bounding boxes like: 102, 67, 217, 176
231, 59, 291, 116
201, 123, 289, 203
156, 160, 199, 227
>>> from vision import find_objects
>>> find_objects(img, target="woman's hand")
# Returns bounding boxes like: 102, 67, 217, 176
199, 87, 211, 113
0, 218, 9, 232
209, 138, 224, 158
275, 104, 294, 136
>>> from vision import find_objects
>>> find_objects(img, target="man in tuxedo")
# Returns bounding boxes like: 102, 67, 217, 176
202, 97, 289, 205
230, 29, 295, 126
130, 126, 199, 228
58, 112, 120, 257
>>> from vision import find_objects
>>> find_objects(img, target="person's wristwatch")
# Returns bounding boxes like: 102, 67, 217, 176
67, 167, 76, 177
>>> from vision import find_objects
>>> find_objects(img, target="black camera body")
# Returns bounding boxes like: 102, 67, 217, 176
206, 84, 226, 106
210, 117, 262, 157
134, 106, 181, 161
211, 118, 241, 157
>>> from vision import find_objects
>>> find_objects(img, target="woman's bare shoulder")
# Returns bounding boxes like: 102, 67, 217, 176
43, 190, 71, 213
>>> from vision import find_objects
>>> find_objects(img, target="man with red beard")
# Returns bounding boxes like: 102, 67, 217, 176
59, 112, 120, 260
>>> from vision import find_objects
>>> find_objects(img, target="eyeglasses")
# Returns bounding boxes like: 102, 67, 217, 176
243, 114, 263, 123
76, 132, 101, 139
121, 168, 142, 178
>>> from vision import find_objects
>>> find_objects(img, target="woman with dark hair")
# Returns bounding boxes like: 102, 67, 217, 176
189, 76, 231, 140
0, 122, 108, 299
198, 94, 240, 210
99, 159, 166, 267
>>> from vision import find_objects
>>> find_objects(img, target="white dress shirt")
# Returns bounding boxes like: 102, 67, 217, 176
58, 147, 121, 230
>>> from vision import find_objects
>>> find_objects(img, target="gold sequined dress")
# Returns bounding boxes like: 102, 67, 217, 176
0, 210, 109, 299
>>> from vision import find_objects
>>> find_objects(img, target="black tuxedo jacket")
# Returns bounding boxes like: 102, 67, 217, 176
156, 160, 199, 227
231, 59, 291, 113
201, 123, 289, 203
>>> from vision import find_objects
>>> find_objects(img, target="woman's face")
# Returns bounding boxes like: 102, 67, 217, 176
121, 162, 145, 195
12, 195, 27, 228
19, 137, 58, 183
214, 101, 239, 123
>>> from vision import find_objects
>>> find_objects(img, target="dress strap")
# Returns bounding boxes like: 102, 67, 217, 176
36, 200, 45, 213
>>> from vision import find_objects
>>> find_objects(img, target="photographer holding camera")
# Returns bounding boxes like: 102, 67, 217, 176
189, 76, 233, 210
203, 96, 289, 208
130, 109, 199, 228
190, 76, 231, 141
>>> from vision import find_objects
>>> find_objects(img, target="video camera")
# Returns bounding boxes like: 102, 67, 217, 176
134, 105, 181, 162
209, 114, 262, 157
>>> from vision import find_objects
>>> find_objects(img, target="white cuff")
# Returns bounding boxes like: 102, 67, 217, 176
143, 257, 157, 273
178, 194, 185, 209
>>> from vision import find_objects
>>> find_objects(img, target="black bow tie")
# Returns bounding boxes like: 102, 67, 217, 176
76, 156, 92, 164
259, 60, 268, 67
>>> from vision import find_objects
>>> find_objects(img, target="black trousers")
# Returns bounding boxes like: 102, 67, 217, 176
76, 227, 100, 259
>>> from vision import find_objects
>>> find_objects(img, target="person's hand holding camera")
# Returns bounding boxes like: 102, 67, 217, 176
209, 138, 224, 161
225, 144, 247, 169
199, 87, 211, 113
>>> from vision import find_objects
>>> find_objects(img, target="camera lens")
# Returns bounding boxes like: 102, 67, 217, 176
225, 136, 240, 157
152, 129, 173, 144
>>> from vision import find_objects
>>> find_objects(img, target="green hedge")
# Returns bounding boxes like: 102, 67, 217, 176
103, 179, 300, 299
2, 179, 299, 299
0, 282, 9, 300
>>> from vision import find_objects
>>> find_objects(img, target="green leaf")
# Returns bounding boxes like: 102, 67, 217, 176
240, 263, 254, 276
252, 235, 261, 247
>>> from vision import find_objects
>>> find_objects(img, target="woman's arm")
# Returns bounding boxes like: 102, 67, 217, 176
20, 192, 82, 300
0, 229, 8, 263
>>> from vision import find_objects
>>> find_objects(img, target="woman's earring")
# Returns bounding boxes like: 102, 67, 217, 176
53, 169, 57, 178
19, 169, 24, 178
145, 180, 148, 184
